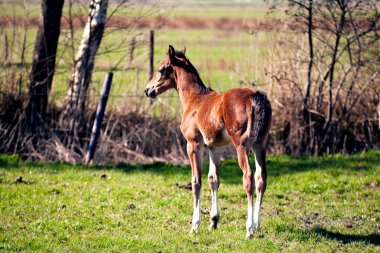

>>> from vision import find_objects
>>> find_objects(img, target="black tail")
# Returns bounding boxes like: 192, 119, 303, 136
251, 92, 272, 144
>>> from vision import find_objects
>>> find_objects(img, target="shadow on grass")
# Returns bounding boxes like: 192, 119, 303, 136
0, 150, 379, 185
312, 227, 380, 246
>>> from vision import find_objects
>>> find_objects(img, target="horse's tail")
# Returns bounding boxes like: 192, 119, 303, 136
250, 91, 272, 144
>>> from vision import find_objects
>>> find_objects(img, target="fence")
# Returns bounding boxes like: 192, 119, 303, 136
1, 11, 379, 163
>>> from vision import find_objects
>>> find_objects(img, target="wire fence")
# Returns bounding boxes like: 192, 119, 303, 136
1, 10, 379, 162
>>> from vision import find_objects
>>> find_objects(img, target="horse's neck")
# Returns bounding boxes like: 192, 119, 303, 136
176, 69, 205, 110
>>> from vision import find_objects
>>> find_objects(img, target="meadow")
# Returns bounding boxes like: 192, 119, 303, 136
0, 151, 379, 252
1, 3, 378, 251
0, 2, 281, 20
0, 1, 287, 114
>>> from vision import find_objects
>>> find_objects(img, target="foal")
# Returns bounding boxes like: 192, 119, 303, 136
145, 45, 272, 238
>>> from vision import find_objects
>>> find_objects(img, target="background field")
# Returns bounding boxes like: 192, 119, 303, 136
1, 151, 379, 252
0, 2, 379, 251
0, 0, 287, 115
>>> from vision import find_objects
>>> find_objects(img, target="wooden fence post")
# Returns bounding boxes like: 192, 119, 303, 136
84, 72, 113, 165
129, 37, 136, 67
149, 30, 154, 80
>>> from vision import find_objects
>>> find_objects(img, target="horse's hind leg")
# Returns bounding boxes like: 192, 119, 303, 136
252, 142, 267, 231
235, 144, 255, 238
208, 148, 220, 230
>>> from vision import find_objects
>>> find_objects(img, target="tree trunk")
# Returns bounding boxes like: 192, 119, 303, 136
325, 2, 347, 127
25, 0, 64, 130
302, 0, 314, 155
378, 98, 380, 130
62, 0, 108, 133
321, 2, 347, 153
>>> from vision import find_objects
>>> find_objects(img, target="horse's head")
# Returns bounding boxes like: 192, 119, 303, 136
145, 45, 186, 99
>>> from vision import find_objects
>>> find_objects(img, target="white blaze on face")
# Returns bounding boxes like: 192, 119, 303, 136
154, 71, 162, 84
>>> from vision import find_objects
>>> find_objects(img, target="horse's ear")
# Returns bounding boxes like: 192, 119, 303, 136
168, 45, 175, 62
182, 46, 186, 55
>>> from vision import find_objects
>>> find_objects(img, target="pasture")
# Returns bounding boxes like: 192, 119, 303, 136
0, 2, 288, 114
1, 1, 379, 251
1, 151, 379, 252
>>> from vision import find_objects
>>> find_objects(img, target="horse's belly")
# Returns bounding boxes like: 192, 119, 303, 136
201, 127, 231, 148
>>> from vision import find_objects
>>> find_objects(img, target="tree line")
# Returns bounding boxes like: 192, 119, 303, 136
26, 0, 109, 137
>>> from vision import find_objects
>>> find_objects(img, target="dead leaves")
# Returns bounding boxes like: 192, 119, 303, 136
176, 182, 192, 190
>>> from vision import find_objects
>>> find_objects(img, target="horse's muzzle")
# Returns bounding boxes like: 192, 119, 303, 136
145, 88, 156, 99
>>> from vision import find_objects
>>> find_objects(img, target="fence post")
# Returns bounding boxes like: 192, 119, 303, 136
148, 30, 154, 80
84, 72, 113, 165
129, 36, 136, 67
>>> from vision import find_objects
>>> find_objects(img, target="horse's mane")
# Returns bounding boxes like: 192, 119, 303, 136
174, 50, 213, 94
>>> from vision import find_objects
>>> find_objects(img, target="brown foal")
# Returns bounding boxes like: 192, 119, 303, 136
145, 45, 272, 238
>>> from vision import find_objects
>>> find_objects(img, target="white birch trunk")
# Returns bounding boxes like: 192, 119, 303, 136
62, 0, 108, 131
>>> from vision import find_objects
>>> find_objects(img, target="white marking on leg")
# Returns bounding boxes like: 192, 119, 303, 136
246, 199, 254, 238
252, 144, 267, 233
210, 186, 219, 219
253, 199, 261, 229
253, 153, 262, 230
191, 193, 201, 232
208, 149, 220, 230
187, 142, 203, 233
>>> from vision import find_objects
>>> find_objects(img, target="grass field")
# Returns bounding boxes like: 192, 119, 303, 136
0, 2, 282, 20
1, 151, 379, 252
1, 26, 285, 116
0, 1, 287, 114
0, 26, 280, 92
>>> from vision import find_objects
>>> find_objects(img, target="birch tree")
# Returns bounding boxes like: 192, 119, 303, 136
61, 0, 108, 132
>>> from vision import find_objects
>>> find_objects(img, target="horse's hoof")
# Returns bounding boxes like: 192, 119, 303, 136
208, 222, 217, 230
246, 227, 255, 239
190, 220, 201, 234
208, 215, 219, 230
246, 231, 254, 239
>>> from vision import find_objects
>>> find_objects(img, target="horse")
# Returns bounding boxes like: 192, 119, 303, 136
145, 45, 272, 238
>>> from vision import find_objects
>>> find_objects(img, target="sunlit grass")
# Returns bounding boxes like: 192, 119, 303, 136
0, 150, 379, 252
0, 2, 283, 19
1, 24, 283, 114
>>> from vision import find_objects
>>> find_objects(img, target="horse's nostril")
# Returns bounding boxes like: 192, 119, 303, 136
148, 90, 156, 99
145, 88, 156, 98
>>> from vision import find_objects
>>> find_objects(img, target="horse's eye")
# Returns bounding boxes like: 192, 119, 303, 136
158, 67, 165, 74
164, 65, 173, 74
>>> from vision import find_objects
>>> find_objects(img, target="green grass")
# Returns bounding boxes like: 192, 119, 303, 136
0, 150, 379, 252
1, 24, 285, 116
0, 1, 286, 118
0, 1, 285, 101
0, 26, 279, 91
0, 2, 282, 20
158, 4, 283, 19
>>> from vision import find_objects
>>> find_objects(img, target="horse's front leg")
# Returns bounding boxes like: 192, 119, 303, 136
208, 148, 220, 230
187, 141, 203, 233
